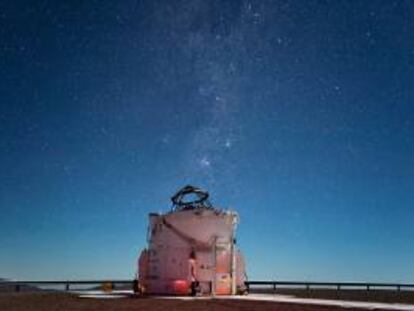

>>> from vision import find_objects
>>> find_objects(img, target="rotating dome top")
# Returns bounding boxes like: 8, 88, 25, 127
170, 185, 212, 211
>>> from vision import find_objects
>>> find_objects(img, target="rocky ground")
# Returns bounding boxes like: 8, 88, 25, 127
1, 289, 414, 311
0, 292, 364, 311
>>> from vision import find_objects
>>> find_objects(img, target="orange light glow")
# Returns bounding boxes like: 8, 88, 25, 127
173, 279, 189, 295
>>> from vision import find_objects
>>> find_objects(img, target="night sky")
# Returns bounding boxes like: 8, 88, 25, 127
1, 1, 413, 282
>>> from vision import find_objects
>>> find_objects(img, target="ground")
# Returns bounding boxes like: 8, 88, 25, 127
252, 288, 414, 304
0, 293, 364, 311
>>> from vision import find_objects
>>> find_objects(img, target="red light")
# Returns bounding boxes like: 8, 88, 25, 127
173, 279, 189, 295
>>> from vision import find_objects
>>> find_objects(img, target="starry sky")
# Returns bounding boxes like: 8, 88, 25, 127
1, 1, 413, 282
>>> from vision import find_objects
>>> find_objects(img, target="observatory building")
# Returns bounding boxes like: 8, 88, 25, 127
136, 185, 247, 296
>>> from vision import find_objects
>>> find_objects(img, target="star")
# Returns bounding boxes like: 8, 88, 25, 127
199, 157, 211, 168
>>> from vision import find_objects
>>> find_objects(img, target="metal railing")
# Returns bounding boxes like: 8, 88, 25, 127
245, 281, 414, 292
1, 279, 414, 293
0, 280, 133, 292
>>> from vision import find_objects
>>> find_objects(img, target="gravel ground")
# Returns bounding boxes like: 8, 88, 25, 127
0, 292, 364, 311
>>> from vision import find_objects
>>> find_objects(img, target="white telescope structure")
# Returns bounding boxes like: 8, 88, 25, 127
136, 185, 247, 296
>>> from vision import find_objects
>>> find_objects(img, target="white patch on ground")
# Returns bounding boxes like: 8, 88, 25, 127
78, 294, 127, 299
74, 290, 133, 299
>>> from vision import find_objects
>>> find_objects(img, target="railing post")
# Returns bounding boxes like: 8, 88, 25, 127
367, 285, 370, 291
273, 283, 276, 292
335, 284, 340, 298
66, 282, 70, 291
